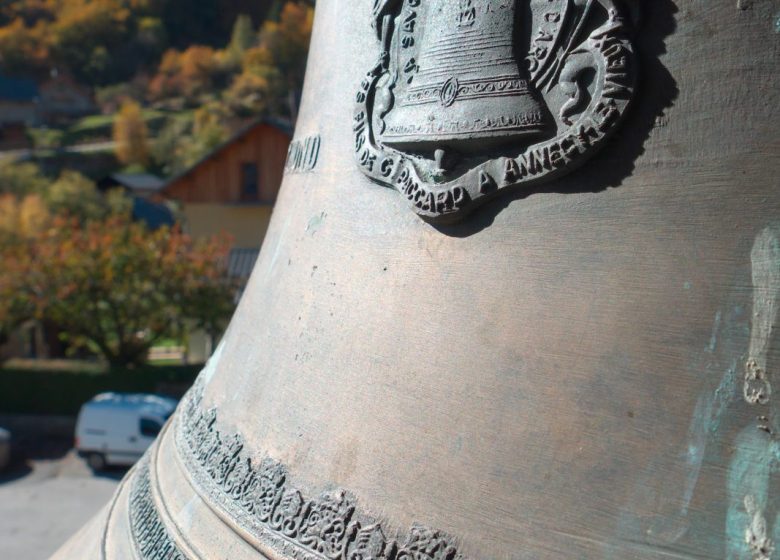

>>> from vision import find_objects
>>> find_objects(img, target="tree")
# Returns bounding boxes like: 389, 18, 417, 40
228, 1, 314, 120
114, 100, 151, 167
0, 0, 290, 91
225, 71, 272, 116
0, 161, 48, 198
260, 2, 314, 81
152, 104, 228, 175
148, 45, 220, 105
0, 18, 49, 76
49, 0, 132, 84
228, 14, 256, 59
0, 193, 49, 353
152, 115, 192, 175
6, 215, 236, 367
189, 104, 229, 156
45, 171, 109, 223
0, 240, 35, 352
178, 45, 219, 99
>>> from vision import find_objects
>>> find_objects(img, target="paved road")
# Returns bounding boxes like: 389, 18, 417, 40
0, 451, 123, 560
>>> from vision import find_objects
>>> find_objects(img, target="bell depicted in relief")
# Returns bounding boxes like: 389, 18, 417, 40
380, 0, 553, 153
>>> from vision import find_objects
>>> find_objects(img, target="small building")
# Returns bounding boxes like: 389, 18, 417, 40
37, 70, 96, 125
160, 118, 292, 362
98, 173, 167, 199
97, 172, 176, 230
162, 119, 292, 248
0, 75, 39, 150
0, 320, 68, 363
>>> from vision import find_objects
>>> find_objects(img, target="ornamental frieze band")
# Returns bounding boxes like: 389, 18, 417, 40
129, 459, 186, 560
170, 380, 467, 560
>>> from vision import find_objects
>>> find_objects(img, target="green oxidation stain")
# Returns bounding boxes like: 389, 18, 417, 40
451, 435, 463, 454
709, 361, 738, 435
775, 13, 780, 33
725, 428, 780, 557
306, 212, 326, 235
708, 311, 723, 352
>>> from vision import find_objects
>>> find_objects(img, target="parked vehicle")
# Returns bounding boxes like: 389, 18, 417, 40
75, 393, 177, 470
0, 427, 9, 471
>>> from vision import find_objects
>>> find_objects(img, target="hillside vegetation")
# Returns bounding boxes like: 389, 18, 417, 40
1, 0, 314, 175
0, 0, 290, 85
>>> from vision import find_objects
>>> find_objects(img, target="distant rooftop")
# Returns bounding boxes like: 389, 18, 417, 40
0, 75, 39, 102
108, 173, 166, 193
228, 248, 260, 279
88, 392, 178, 414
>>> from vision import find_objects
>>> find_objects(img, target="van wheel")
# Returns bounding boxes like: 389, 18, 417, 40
87, 452, 106, 471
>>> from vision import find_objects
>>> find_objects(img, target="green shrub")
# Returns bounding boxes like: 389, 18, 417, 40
0, 364, 202, 416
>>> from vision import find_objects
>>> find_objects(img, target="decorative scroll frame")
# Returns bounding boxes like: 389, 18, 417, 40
354, 0, 637, 223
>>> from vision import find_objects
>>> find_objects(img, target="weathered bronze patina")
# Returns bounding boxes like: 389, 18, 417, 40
53, 1, 780, 559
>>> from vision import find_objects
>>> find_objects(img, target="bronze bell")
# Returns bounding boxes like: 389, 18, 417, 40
51, 1, 780, 559
381, 0, 552, 153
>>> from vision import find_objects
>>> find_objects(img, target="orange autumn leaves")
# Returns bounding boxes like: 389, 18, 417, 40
148, 2, 313, 117
0, 163, 236, 367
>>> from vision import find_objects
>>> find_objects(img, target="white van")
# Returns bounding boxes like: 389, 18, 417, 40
75, 393, 178, 470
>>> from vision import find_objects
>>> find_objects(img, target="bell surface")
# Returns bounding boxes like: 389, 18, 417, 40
53, 1, 780, 559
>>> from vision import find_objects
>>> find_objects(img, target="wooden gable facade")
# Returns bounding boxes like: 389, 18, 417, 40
160, 120, 292, 363
163, 120, 291, 205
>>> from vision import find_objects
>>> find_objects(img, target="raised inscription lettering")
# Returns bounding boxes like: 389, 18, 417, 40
356, 0, 637, 223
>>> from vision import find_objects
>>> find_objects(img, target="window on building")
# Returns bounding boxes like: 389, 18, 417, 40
241, 162, 259, 201
139, 418, 162, 438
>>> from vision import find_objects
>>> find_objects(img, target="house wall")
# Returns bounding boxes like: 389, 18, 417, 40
164, 124, 290, 205
0, 321, 58, 362
175, 204, 274, 365
39, 88, 94, 117
162, 123, 289, 364
38, 74, 95, 122
0, 101, 37, 126
0, 123, 32, 150
180, 204, 274, 248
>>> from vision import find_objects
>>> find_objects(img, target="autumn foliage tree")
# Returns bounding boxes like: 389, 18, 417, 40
44, 218, 233, 366
0, 193, 50, 347
147, 45, 223, 105
227, 2, 313, 120
114, 100, 151, 167
147, 2, 314, 120
2, 214, 235, 367
49, 0, 132, 83
0, 0, 284, 85
0, 18, 49, 76
0, 162, 237, 367
227, 14, 256, 61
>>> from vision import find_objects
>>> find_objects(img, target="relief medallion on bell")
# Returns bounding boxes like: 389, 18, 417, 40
356, 0, 637, 222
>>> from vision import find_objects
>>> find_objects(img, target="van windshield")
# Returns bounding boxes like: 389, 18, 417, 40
139, 418, 163, 438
